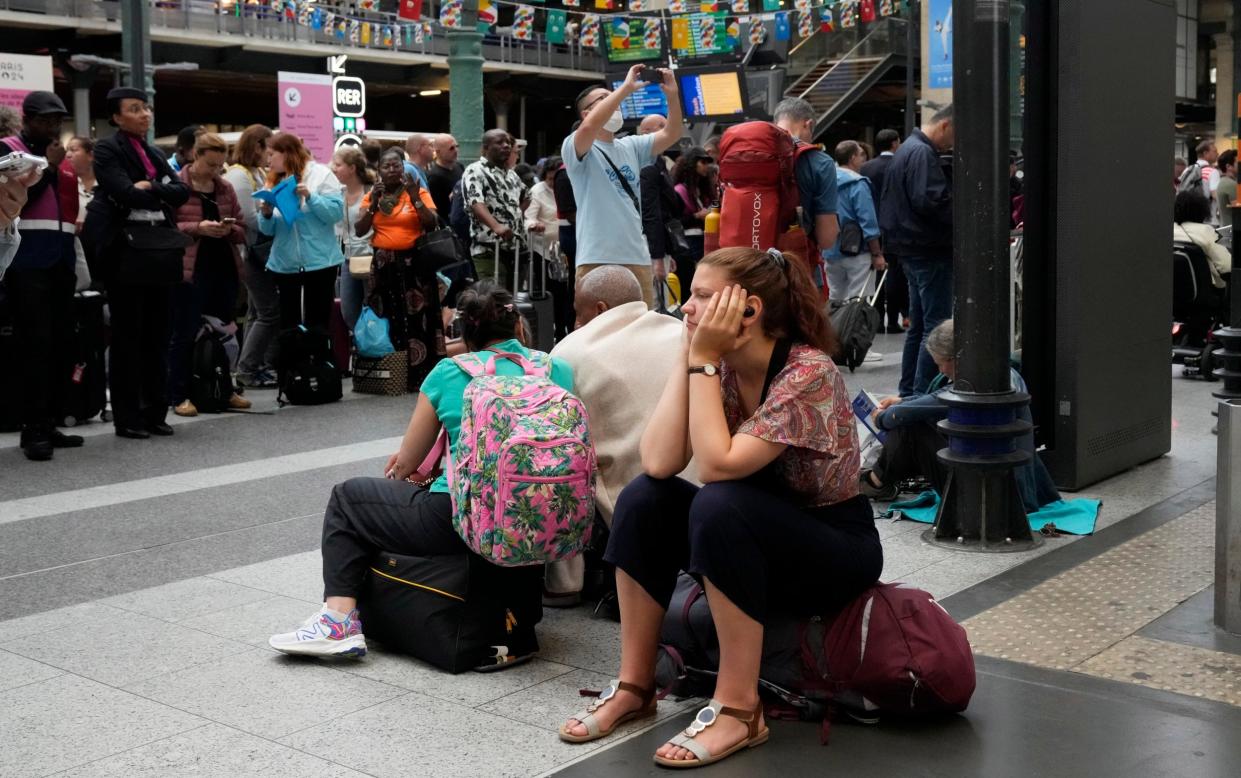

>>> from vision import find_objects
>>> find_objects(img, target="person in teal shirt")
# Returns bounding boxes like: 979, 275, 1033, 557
269, 280, 573, 662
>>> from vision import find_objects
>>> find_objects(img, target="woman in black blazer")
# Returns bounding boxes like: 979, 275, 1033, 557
81, 87, 190, 439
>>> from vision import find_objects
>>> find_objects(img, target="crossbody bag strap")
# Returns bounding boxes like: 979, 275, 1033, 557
595, 146, 641, 216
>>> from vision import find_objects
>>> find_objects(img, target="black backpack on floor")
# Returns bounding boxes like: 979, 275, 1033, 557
189, 322, 234, 414
276, 325, 342, 406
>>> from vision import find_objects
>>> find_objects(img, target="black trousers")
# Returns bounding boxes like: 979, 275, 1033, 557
274, 266, 336, 332
874, 255, 909, 327
2, 263, 74, 431
321, 477, 468, 599
873, 422, 949, 494
606, 475, 882, 622
108, 282, 173, 430
167, 255, 239, 404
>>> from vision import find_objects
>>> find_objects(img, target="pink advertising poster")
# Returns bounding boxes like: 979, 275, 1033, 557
276, 71, 334, 163
0, 54, 53, 110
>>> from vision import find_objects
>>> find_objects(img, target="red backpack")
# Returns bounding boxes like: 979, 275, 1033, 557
801, 583, 976, 720
717, 122, 827, 292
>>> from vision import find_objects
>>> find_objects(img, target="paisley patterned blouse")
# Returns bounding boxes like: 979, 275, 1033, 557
720, 343, 861, 508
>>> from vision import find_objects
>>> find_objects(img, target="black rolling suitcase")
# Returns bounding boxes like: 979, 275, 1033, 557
59, 290, 108, 427
495, 241, 555, 352
356, 549, 543, 673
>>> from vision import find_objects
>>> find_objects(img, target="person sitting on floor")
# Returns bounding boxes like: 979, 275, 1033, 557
544, 265, 696, 607
269, 280, 574, 658
859, 319, 1061, 510
559, 246, 882, 768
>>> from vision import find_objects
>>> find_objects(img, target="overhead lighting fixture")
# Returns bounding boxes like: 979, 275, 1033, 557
419, 89, 443, 97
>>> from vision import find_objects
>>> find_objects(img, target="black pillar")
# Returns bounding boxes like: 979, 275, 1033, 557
925, 0, 1040, 552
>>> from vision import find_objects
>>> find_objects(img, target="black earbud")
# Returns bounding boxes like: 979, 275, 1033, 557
743, 306, 755, 317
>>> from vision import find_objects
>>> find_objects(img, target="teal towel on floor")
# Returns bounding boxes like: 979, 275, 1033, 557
882, 490, 1101, 535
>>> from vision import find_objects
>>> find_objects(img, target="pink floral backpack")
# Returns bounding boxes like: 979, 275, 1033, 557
434, 351, 596, 567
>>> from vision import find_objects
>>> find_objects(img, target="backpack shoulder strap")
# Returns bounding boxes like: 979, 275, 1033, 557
452, 353, 488, 378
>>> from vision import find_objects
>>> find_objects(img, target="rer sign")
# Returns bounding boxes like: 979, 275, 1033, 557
332, 76, 366, 118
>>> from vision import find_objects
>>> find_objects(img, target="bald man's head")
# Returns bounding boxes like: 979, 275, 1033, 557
406, 133, 434, 166
574, 266, 644, 329
638, 114, 667, 135
434, 134, 459, 167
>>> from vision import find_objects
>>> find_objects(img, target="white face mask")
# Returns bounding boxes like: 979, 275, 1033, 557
603, 110, 624, 134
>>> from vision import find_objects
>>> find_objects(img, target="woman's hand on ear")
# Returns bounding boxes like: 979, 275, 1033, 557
689, 284, 749, 365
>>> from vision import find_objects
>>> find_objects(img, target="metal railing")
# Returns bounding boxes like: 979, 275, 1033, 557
0, 0, 603, 73
795, 17, 908, 110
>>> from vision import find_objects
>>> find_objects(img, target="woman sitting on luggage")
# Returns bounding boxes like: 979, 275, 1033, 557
355, 147, 443, 390
269, 280, 573, 659
859, 319, 1061, 510
560, 247, 881, 768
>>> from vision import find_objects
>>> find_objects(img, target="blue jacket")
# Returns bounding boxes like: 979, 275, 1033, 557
877, 369, 1061, 512
822, 167, 880, 261
256, 161, 345, 274
877, 129, 952, 259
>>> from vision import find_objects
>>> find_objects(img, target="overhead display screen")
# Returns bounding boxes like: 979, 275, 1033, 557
678, 66, 748, 121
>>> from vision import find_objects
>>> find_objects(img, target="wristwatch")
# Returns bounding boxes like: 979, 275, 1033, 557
688, 364, 720, 377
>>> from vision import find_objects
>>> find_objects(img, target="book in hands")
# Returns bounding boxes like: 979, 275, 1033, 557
852, 389, 887, 444
253, 175, 302, 226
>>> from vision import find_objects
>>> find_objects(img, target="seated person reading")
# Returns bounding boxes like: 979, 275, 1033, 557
269, 281, 573, 658
558, 247, 882, 768
860, 319, 1060, 510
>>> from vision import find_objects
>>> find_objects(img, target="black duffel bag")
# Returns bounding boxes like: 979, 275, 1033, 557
116, 223, 192, 285
357, 549, 543, 673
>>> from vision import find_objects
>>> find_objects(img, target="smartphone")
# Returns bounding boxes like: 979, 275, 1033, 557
221, 217, 237, 225
0, 151, 48, 180
640, 67, 665, 84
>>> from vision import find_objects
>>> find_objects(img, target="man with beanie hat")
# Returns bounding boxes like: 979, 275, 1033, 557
1, 90, 83, 461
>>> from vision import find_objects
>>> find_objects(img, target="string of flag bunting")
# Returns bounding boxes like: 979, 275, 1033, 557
232, 0, 909, 52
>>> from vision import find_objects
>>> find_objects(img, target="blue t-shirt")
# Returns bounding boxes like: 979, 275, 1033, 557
403, 162, 430, 190
795, 148, 839, 243
561, 132, 657, 267
420, 339, 575, 493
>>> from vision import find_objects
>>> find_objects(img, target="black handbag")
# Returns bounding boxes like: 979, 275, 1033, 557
664, 218, 692, 258
838, 221, 864, 256
414, 227, 463, 273
116, 223, 192, 285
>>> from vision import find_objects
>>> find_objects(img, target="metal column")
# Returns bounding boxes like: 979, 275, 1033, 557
925, 0, 1040, 552
448, 1, 484, 164
1217, 400, 1241, 635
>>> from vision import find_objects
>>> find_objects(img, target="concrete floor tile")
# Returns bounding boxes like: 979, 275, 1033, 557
207, 551, 323, 603
0, 648, 63, 692
478, 667, 699, 734
0, 674, 204, 778
124, 648, 406, 739
280, 690, 583, 778
2, 609, 250, 687
334, 646, 574, 707
535, 607, 622, 675
180, 595, 325, 648
0, 601, 125, 637
57, 722, 374, 777
100, 576, 277, 623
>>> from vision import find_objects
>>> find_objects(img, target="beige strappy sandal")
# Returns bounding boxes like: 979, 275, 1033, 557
653, 699, 769, 769
558, 679, 658, 744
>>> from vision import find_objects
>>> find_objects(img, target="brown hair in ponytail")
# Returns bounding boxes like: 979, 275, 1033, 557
698, 247, 838, 356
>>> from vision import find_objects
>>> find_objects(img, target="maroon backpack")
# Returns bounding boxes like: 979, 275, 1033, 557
800, 583, 976, 718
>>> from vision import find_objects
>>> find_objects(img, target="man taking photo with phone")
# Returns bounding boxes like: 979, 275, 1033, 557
561, 64, 684, 308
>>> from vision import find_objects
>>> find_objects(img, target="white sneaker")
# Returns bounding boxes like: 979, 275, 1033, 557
269, 607, 368, 658
864, 351, 884, 362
